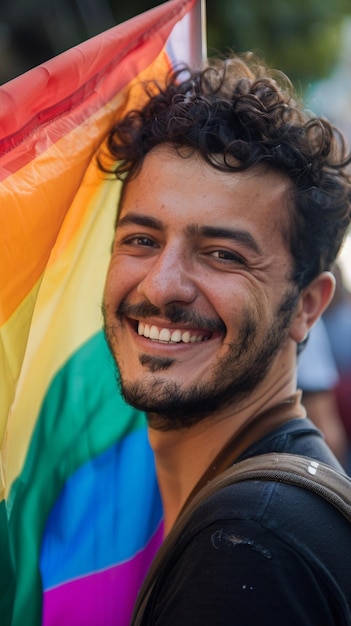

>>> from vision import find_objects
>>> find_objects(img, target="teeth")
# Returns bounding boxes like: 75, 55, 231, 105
149, 325, 159, 340
171, 329, 182, 343
137, 322, 207, 344
159, 328, 171, 341
181, 331, 190, 343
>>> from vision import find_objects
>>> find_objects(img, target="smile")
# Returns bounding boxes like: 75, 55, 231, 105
137, 322, 210, 344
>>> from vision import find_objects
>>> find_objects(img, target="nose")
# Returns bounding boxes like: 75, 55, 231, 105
137, 245, 197, 307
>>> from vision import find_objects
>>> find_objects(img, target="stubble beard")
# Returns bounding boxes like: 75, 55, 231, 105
104, 289, 299, 431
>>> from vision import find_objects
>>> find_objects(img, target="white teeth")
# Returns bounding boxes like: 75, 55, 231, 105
137, 322, 207, 344
181, 331, 191, 343
149, 325, 159, 340
159, 328, 171, 341
170, 329, 182, 343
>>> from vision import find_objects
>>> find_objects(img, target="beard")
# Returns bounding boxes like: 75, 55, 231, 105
103, 289, 299, 431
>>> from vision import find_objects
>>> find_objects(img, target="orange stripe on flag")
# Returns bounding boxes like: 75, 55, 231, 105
0, 0, 196, 326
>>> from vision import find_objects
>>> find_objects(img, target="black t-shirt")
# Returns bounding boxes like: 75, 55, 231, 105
140, 418, 351, 625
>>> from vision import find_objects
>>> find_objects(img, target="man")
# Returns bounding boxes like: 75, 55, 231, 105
102, 54, 351, 623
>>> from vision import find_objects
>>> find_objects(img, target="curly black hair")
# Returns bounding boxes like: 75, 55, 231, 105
102, 53, 351, 290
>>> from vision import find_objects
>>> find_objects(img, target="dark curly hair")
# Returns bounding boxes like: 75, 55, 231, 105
102, 53, 351, 290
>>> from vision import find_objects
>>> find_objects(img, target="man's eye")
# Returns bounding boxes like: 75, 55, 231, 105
126, 236, 156, 246
211, 250, 244, 263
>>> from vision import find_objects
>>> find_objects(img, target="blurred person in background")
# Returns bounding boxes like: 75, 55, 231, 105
324, 263, 351, 472
298, 317, 348, 468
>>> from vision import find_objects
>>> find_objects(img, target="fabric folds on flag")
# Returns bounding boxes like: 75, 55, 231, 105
0, 1, 204, 624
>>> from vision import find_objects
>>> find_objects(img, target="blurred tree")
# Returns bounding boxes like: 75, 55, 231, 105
205, 0, 350, 86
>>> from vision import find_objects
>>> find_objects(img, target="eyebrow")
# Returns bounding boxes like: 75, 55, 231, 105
117, 213, 262, 255
117, 213, 163, 230
190, 225, 262, 255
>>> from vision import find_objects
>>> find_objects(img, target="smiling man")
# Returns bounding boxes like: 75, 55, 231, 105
102, 54, 351, 624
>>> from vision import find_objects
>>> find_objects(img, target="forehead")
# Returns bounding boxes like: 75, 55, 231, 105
119, 146, 292, 242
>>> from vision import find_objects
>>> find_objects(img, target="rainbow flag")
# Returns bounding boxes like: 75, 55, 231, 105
0, 1, 205, 624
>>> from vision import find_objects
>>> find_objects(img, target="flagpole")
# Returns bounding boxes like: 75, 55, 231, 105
166, 0, 207, 70
190, 0, 207, 68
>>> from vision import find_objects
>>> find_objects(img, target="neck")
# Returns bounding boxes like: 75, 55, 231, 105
148, 363, 304, 536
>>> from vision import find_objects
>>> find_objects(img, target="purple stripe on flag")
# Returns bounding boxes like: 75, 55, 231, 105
42, 520, 163, 626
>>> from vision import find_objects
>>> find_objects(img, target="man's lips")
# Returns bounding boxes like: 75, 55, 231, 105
137, 321, 212, 344
116, 301, 226, 334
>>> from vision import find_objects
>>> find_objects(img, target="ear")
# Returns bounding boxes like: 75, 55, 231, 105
289, 271, 335, 343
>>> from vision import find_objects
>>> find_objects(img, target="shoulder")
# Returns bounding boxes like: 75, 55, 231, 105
153, 479, 351, 625
148, 421, 351, 625
195, 473, 351, 548
181, 418, 351, 588
151, 478, 351, 625
240, 416, 344, 465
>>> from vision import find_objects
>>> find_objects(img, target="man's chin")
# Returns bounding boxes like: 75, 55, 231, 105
138, 354, 174, 372
117, 377, 238, 431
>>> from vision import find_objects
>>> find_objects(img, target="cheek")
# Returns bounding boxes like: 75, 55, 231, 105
104, 260, 135, 304
103, 271, 116, 309
212, 281, 265, 325
238, 278, 275, 321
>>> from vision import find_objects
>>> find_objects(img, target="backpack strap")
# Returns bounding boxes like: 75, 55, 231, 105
186, 453, 351, 524
131, 452, 351, 625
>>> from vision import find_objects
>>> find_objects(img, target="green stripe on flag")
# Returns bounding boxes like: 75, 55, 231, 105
7, 330, 146, 626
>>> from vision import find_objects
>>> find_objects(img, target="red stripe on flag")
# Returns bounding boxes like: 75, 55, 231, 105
0, 0, 196, 171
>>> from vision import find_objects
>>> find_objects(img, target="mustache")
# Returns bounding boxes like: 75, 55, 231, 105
116, 299, 226, 332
